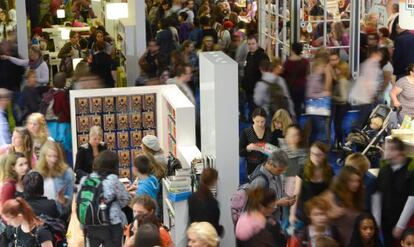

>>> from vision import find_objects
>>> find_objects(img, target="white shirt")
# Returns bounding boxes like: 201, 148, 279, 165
44, 177, 56, 200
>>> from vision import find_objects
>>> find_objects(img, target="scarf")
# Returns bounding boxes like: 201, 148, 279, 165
28, 56, 44, 70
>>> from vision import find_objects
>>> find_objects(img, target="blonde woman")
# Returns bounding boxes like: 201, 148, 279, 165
271, 109, 293, 140
26, 113, 50, 159
142, 135, 168, 168
187, 222, 219, 247
36, 141, 74, 216
75, 126, 107, 183
0, 153, 29, 209
0, 127, 36, 169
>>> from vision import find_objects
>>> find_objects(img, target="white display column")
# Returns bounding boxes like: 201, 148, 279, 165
200, 52, 239, 247
16, 0, 28, 58
133, 0, 146, 80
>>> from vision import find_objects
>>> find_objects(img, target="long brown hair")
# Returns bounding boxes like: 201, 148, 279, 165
10, 127, 33, 169
2, 198, 43, 228
303, 141, 333, 184
139, 152, 166, 179
330, 166, 364, 210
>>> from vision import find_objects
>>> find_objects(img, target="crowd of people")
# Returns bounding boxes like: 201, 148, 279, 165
0, 0, 413, 246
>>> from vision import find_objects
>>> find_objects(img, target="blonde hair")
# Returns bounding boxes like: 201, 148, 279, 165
345, 153, 370, 174
26, 113, 49, 145
36, 141, 68, 178
370, 117, 383, 129
187, 222, 219, 247
271, 109, 293, 135
11, 127, 33, 169
336, 62, 350, 80
89, 125, 103, 139
0, 153, 17, 181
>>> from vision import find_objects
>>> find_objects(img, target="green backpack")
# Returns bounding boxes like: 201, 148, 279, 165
76, 175, 109, 226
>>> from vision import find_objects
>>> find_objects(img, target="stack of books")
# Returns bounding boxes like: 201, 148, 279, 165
164, 169, 193, 202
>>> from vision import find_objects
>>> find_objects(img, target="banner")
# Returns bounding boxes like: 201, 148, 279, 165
400, 0, 414, 30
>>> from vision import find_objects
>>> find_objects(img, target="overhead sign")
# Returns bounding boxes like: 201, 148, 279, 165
400, 0, 414, 30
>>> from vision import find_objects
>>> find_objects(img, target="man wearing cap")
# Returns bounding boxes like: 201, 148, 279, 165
0, 88, 11, 146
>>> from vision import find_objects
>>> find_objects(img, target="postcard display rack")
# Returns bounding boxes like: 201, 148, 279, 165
70, 85, 198, 245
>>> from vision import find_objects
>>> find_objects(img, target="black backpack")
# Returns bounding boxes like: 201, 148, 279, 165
39, 89, 59, 121
167, 155, 182, 176
36, 214, 67, 247
262, 79, 289, 114
76, 175, 110, 226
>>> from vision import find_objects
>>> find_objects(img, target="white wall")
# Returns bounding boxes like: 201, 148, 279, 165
200, 52, 239, 247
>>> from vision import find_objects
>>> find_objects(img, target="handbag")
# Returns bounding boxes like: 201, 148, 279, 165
305, 96, 332, 116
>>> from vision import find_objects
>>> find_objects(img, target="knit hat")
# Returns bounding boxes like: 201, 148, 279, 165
142, 135, 161, 152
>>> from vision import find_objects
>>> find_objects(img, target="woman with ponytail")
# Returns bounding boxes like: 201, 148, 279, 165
188, 168, 223, 236
0, 198, 53, 247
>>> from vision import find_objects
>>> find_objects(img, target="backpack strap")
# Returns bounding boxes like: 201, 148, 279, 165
250, 170, 270, 189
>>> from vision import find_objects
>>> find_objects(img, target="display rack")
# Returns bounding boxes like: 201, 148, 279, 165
70, 85, 196, 179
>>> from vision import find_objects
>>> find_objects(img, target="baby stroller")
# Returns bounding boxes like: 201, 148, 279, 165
337, 104, 393, 167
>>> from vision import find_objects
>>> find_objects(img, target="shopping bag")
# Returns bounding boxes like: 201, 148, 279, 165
305, 96, 331, 116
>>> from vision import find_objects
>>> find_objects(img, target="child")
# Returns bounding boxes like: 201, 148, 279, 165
401, 228, 414, 247
293, 196, 341, 246
349, 213, 383, 247
20, 70, 41, 120
133, 154, 160, 201
366, 116, 383, 138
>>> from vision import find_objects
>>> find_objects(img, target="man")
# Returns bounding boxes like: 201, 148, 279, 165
179, 0, 195, 23
0, 88, 11, 146
253, 59, 295, 118
393, 22, 414, 80
372, 138, 414, 246
250, 150, 295, 219
199, 16, 218, 45
388, 3, 399, 41
139, 39, 162, 79
242, 35, 269, 114
167, 64, 195, 104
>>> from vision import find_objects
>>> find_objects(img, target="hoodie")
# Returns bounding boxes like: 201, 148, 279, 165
136, 175, 160, 201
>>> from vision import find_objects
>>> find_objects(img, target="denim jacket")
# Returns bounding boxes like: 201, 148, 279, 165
51, 168, 74, 215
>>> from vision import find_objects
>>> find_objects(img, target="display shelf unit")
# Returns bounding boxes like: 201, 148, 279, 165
70, 85, 196, 177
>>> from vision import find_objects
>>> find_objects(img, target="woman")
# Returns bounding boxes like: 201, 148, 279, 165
320, 166, 364, 246
0, 127, 36, 169
124, 196, 173, 247
348, 212, 383, 247
181, 40, 199, 71
378, 47, 394, 105
332, 60, 350, 146
75, 126, 107, 183
188, 168, 223, 236
90, 30, 112, 55
199, 35, 215, 52
90, 40, 115, 88
36, 141, 74, 216
283, 42, 310, 119
236, 188, 284, 246
289, 141, 334, 229
328, 21, 350, 60
26, 113, 50, 159
271, 109, 293, 141
1, 45, 49, 86
345, 153, 376, 211
240, 107, 277, 175
0, 9, 15, 42
141, 135, 168, 169
0, 198, 53, 247
79, 150, 130, 247
0, 153, 29, 208
188, 222, 219, 247
390, 63, 414, 120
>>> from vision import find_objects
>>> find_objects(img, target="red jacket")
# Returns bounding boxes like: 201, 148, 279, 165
0, 178, 16, 206
53, 89, 70, 123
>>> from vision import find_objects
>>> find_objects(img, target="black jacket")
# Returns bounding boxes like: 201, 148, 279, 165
75, 142, 107, 183
91, 52, 115, 88
393, 30, 414, 78
188, 185, 223, 236
242, 47, 269, 95
26, 196, 59, 218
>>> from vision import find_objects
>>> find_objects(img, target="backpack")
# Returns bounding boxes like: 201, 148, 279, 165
36, 214, 67, 247
167, 155, 182, 176
262, 79, 289, 115
39, 89, 59, 121
76, 175, 110, 226
230, 171, 270, 225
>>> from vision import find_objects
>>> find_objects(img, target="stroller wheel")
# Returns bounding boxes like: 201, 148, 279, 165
336, 157, 344, 167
